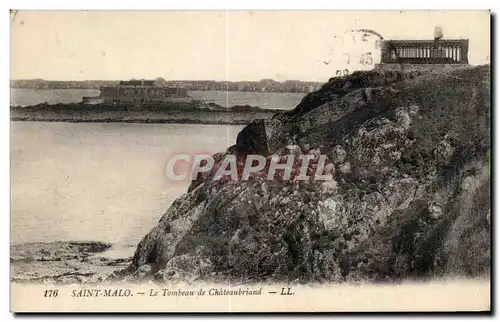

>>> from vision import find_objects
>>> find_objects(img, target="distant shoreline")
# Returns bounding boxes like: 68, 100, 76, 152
11, 79, 322, 94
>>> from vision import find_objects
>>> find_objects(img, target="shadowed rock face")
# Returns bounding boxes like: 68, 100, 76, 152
112, 65, 490, 284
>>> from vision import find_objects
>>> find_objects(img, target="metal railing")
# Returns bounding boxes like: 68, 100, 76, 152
380, 39, 469, 64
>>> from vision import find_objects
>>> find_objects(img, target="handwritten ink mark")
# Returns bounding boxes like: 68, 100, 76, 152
10, 10, 19, 24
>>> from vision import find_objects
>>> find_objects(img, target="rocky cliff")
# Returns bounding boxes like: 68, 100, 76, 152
111, 65, 490, 284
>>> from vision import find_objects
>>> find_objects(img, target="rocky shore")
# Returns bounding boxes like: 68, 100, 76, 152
10, 242, 132, 285
10, 101, 282, 125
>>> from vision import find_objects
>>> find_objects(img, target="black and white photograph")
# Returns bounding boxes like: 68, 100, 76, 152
9, 10, 491, 312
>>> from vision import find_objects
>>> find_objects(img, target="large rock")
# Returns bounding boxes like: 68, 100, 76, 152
113, 65, 491, 284
235, 115, 295, 155
236, 119, 268, 155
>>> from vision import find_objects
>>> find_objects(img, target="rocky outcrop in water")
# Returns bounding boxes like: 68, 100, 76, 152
112, 65, 490, 284
10, 101, 281, 125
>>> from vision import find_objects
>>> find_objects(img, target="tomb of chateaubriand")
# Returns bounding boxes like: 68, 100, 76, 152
375, 26, 469, 71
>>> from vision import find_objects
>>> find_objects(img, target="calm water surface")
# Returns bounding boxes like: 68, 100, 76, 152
11, 122, 243, 248
9, 87, 299, 251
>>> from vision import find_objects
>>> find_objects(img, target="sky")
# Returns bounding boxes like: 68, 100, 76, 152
10, 10, 491, 82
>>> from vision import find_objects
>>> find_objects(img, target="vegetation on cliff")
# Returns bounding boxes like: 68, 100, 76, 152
111, 65, 490, 284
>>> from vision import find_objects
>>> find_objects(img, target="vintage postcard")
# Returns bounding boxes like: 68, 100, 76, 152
9, 10, 491, 312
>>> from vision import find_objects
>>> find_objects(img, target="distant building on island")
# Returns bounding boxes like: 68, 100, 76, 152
82, 79, 189, 106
